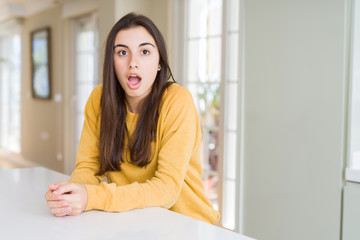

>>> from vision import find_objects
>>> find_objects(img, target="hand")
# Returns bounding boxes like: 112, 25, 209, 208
44, 181, 88, 217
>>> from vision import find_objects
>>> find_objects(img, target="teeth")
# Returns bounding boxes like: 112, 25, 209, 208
130, 74, 137, 77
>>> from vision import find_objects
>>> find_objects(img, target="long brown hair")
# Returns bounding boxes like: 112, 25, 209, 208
98, 13, 175, 175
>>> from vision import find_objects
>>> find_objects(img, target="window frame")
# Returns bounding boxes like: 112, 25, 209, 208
179, 0, 244, 231
65, 12, 99, 174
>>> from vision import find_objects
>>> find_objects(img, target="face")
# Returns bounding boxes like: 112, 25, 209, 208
113, 26, 160, 112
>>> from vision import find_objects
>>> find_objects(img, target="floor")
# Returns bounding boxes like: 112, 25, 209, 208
0, 156, 28, 169
0, 149, 37, 170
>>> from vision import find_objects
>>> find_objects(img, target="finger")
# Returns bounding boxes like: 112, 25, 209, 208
47, 200, 70, 208
53, 182, 76, 195
68, 210, 82, 216
50, 206, 72, 217
48, 184, 58, 191
48, 181, 68, 191
45, 191, 63, 201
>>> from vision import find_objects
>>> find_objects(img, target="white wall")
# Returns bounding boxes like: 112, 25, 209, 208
242, 0, 346, 239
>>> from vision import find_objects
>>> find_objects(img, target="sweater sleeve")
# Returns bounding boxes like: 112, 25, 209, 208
84, 87, 200, 212
68, 85, 105, 185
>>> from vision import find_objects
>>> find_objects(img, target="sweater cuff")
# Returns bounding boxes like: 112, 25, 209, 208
84, 183, 107, 211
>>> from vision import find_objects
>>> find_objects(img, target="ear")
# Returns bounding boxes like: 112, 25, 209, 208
158, 64, 161, 71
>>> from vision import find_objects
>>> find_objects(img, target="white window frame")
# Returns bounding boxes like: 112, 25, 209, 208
65, 12, 99, 174
177, 0, 244, 232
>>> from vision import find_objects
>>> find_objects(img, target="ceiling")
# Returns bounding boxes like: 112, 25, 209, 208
0, 0, 65, 22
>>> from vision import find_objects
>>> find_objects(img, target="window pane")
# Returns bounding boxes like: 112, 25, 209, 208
207, 0, 222, 36
186, 39, 206, 82
203, 129, 220, 211
77, 83, 95, 112
228, 0, 239, 32
187, 0, 222, 38
225, 131, 237, 180
186, 37, 222, 83
0, 35, 21, 153
188, 0, 208, 38
207, 37, 222, 82
76, 53, 95, 82
225, 82, 238, 131
196, 82, 220, 128
77, 23, 95, 51
187, 82, 201, 112
228, 33, 239, 81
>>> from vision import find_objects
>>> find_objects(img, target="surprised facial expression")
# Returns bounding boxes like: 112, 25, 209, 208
113, 26, 160, 113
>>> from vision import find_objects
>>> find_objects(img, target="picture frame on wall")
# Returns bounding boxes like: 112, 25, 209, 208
31, 27, 51, 99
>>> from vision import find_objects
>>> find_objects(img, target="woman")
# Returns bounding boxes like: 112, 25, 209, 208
45, 13, 219, 224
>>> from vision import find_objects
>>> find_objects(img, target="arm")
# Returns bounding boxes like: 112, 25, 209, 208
45, 86, 103, 216
68, 85, 104, 184
84, 87, 201, 212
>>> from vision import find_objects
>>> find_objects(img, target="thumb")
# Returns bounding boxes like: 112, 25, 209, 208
48, 181, 68, 191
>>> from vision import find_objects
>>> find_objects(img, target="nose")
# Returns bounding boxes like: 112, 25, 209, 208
129, 54, 138, 69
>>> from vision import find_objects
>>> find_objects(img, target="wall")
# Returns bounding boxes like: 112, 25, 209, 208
242, 0, 346, 239
343, 183, 360, 240
21, 0, 116, 172
114, 0, 170, 44
21, 6, 64, 171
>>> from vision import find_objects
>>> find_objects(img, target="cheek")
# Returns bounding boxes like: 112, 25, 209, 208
113, 59, 125, 78
145, 57, 160, 74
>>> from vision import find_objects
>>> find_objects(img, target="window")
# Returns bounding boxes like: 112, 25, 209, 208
69, 13, 98, 172
0, 28, 22, 153
347, 0, 360, 182
183, 0, 242, 231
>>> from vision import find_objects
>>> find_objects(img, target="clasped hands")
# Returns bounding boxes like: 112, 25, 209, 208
44, 182, 88, 217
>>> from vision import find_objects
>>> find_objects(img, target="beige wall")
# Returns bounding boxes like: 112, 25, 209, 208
21, 6, 64, 171
114, 0, 172, 65
20, 0, 117, 172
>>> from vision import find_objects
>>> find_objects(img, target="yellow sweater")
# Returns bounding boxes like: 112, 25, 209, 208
68, 83, 219, 224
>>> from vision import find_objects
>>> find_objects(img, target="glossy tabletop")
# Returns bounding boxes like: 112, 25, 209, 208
0, 167, 254, 240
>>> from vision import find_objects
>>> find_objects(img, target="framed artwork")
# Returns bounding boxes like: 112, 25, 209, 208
31, 27, 51, 99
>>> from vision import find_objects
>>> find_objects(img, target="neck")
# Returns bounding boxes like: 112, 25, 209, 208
126, 98, 140, 113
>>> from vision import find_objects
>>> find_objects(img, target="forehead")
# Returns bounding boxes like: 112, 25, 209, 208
114, 26, 156, 46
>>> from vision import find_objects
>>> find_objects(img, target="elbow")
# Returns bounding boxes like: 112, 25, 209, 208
159, 182, 182, 209
161, 195, 178, 209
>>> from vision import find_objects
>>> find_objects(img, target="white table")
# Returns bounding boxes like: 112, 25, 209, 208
0, 167, 254, 240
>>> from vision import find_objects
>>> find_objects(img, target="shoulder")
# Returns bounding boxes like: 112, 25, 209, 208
159, 83, 198, 120
87, 84, 102, 104
85, 84, 103, 116
91, 84, 103, 99
162, 83, 194, 106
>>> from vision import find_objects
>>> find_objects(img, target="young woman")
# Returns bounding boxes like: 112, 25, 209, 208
45, 13, 219, 224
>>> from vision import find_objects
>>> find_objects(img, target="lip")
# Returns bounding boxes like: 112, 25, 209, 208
127, 72, 142, 90
127, 72, 142, 80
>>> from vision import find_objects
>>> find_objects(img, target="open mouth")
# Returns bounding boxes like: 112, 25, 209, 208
127, 74, 142, 89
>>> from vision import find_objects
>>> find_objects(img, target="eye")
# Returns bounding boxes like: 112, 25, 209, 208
118, 50, 127, 56
141, 49, 150, 55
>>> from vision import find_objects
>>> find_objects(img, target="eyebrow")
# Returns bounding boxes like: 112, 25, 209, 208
113, 42, 156, 49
